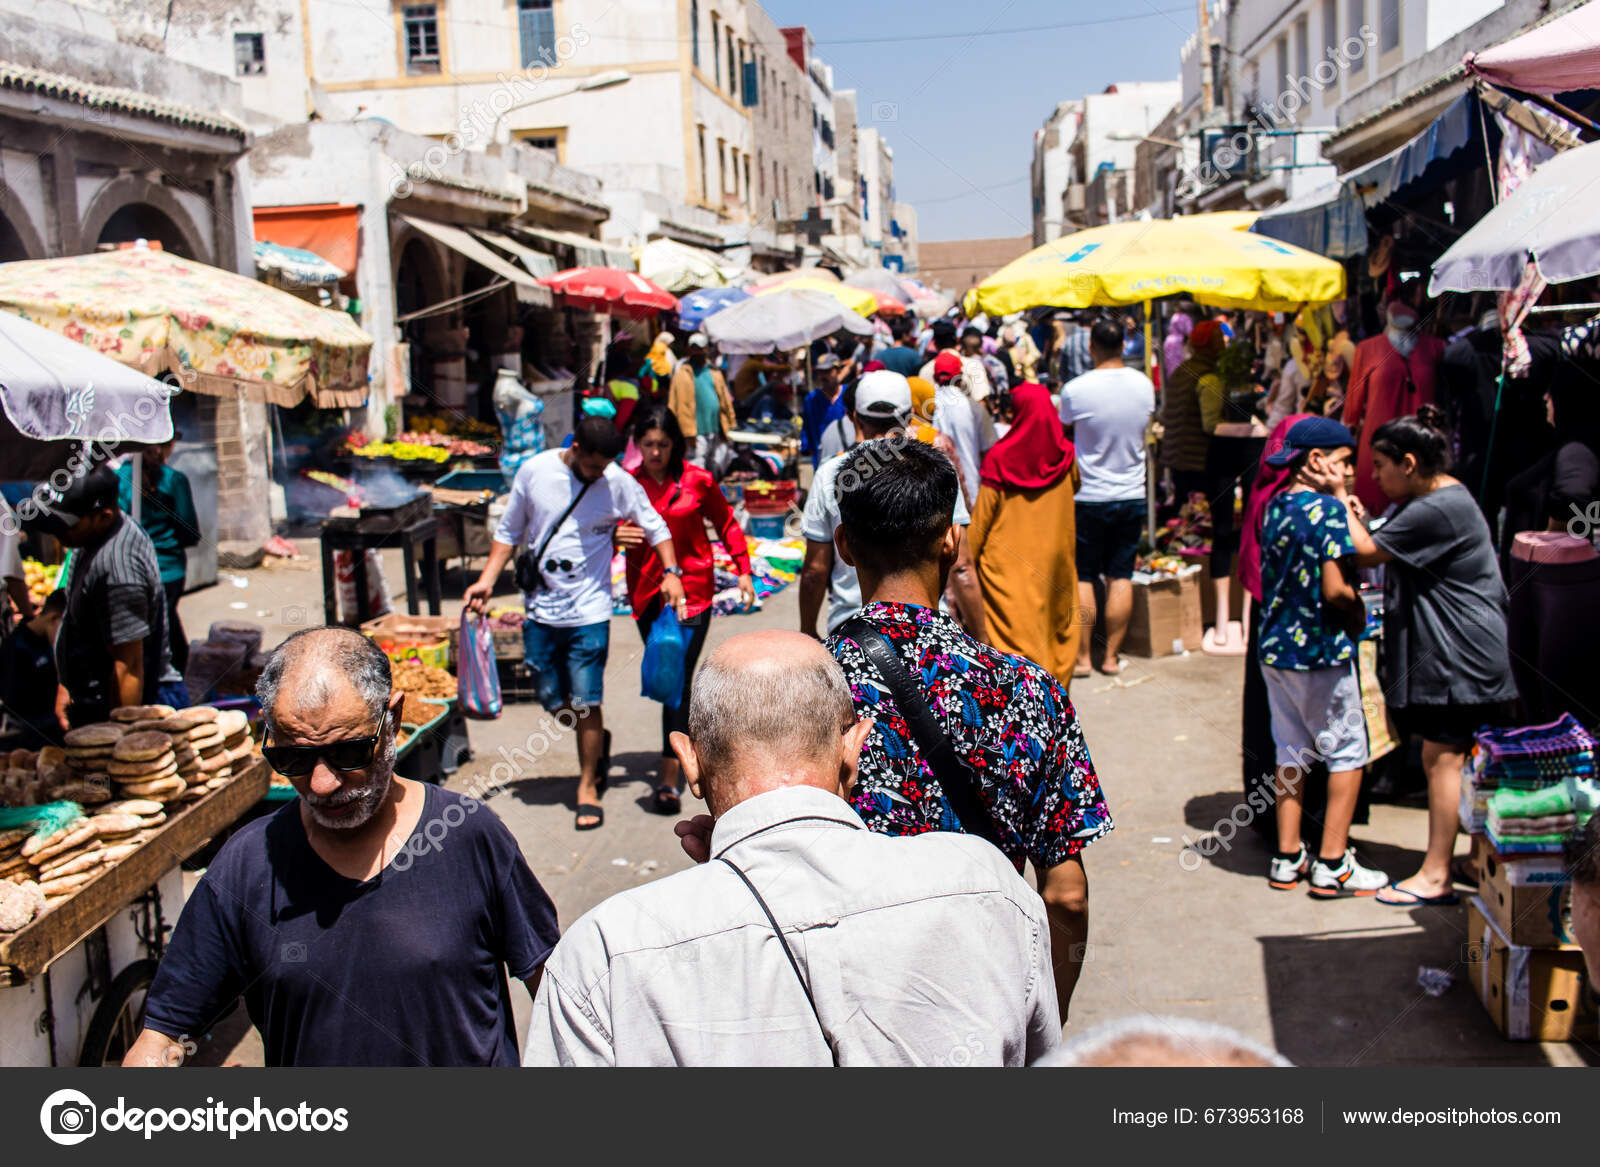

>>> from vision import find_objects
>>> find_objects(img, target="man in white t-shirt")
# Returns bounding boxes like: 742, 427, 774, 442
800, 372, 976, 638
1059, 317, 1155, 677
466, 417, 685, 831
927, 350, 987, 507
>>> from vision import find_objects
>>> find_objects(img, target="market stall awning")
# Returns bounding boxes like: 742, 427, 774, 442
636, 238, 741, 292
253, 240, 346, 286
468, 228, 559, 279
1431, 137, 1600, 293
253, 204, 360, 276
1465, 3, 1600, 97
1342, 91, 1490, 209
1251, 181, 1369, 259
0, 246, 373, 409
512, 225, 633, 271
0, 310, 174, 477
754, 277, 876, 316
399, 215, 552, 306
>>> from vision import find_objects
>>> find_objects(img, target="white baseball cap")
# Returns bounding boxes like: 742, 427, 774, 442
854, 370, 913, 422
687, 333, 709, 349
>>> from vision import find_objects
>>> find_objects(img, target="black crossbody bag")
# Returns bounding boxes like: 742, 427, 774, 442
514, 479, 593, 593
837, 616, 1002, 849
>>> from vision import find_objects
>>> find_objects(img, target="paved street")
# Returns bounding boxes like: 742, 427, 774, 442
182, 549, 1598, 1067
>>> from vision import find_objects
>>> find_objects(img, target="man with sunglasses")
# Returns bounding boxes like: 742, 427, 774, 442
465, 416, 685, 831
125, 628, 560, 1067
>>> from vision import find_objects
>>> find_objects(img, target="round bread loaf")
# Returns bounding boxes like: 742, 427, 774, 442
110, 704, 175, 723
95, 799, 163, 817
117, 774, 186, 800
158, 707, 218, 730
112, 731, 176, 762
106, 753, 177, 776
64, 724, 124, 748
215, 709, 250, 737
44, 778, 113, 805
0, 879, 43, 930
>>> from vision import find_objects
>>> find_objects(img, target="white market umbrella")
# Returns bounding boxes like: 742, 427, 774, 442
636, 238, 741, 293
844, 266, 915, 302
703, 287, 873, 354
1431, 139, 1600, 294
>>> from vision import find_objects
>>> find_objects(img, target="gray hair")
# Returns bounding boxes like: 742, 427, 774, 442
256, 627, 392, 736
1034, 1016, 1292, 1068
688, 646, 854, 781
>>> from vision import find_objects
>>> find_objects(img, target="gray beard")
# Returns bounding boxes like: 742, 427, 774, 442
303, 737, 397, 831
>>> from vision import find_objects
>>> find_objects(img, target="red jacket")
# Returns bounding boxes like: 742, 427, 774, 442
627, 463, 752, 619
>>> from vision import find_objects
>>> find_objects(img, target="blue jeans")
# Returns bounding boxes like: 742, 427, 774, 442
522, 620, 609, 714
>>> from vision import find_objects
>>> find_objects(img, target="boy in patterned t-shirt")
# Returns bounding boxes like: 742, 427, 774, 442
1257, 418, 1389, 899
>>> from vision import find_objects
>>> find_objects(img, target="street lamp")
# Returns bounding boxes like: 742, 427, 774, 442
491, 69, 631, 146
1106, 132, 1184, 148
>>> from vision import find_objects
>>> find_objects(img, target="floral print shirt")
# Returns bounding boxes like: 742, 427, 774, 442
1258, 489, 1357, 670
826, 601, 1112, 872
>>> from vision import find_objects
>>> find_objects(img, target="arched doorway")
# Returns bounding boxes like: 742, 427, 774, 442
0, 214, 29, 263
393, 234, 452, 403
96, 204, 198, 259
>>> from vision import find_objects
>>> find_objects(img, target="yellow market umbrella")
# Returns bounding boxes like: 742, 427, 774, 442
755, 277, 876, 317
963, 216, 1344, 317
0, 246, 374, 407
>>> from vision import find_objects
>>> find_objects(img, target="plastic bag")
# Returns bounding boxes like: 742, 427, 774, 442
640, 607, 688, 709
458, 610, 503, 718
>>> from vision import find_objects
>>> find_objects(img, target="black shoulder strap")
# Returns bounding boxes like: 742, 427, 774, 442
718, 856, 838, 1066
533, 477, 593, 562
837, 616, 1002, 848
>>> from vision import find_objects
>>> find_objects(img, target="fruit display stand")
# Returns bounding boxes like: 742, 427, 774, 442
0, 758, 270, 1064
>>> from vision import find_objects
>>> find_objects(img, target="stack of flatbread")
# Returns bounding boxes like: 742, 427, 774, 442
10, 799, 165, 904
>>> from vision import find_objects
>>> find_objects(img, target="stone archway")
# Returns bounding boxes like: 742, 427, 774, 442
0, 182, 45, 262
80, 177, 210, 262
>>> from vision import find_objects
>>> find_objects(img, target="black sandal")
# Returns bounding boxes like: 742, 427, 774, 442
575, 804, 604, 831
651, 786, 682, 815
575, 730, 612, 831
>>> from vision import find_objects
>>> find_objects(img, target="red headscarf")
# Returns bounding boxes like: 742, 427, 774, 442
979, 382, 1075, 491
1238, 412, 1315, 602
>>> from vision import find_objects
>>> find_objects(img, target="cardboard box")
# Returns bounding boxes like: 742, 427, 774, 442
1467, 897, 1597, 1041
1465, 834, 1490, 887
1479, 845, 1577, 949
1125, 571, 1203, 658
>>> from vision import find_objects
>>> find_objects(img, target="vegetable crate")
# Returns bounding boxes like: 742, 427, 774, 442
361, 613, 459, 669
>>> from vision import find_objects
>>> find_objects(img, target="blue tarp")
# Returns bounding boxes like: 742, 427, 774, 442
1252, 91, 1496, 259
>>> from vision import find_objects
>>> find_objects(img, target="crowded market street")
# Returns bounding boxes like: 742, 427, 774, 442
162, 550, 1592, 1069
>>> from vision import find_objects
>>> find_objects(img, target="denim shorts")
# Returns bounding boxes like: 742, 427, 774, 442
522, 620, 609, 714
1075, 497, 1145, 580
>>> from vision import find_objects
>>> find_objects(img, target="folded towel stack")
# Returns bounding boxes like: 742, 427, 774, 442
1462, 714, 1600, 837
1486, 772, 1598, 854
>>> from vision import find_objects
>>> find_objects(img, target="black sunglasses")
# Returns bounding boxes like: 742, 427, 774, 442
263, 710, 388, 777
544, 558, 574, 572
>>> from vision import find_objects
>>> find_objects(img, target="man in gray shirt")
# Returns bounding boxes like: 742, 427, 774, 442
523, 629, 1061, 1066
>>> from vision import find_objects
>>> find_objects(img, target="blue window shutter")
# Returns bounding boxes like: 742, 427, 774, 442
518, 0, 555, 68
742, 61, 758, 106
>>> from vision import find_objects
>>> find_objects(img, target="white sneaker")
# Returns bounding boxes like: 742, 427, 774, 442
1308, 848, 1390, 899
1268, 844, 1309, 891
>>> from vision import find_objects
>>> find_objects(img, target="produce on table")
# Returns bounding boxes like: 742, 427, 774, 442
349, 441, 451, 463
22, 559, 61, 607
391, 659, 457, 700
486, 606, 525, 630
395, 431, 494, 456
400, 692, 445, 728
407, 414, 499, 439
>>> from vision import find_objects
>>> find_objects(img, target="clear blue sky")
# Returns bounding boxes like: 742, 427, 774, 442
760, 1, 1197, 241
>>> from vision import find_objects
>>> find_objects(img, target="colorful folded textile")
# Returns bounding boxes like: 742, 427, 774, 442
1473, 714, 1598, 764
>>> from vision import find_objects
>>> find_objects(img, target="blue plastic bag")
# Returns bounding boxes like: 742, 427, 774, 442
458, 611, 503, 718
641, 607, 688, 709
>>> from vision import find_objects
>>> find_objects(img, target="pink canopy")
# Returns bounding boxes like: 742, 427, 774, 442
1466, 5, 1600, 96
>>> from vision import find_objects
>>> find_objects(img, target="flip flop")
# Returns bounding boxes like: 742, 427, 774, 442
1376, 883, 1459, 907
575, 804, 604, 831
1073, 665, 1093, 679
651, 786, 682, 815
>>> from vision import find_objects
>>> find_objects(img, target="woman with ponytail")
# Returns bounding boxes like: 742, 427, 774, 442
1340, 406, 1517, 906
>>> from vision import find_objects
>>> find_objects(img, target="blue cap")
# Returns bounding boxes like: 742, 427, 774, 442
1264, 416, 1357, 466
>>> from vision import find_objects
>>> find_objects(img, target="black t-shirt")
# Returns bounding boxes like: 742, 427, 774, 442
144, 784, 560, 1066
57, 513, 175, 708
1373, 483, 1519, 709
0, 624, 57, 725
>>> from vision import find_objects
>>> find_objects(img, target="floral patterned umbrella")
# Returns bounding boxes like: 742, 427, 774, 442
0, 246, 374, 408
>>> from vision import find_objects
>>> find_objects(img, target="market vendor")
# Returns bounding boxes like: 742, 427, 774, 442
115, 435, 200, 674
0, 589, 65, 747
23, 466, 188, 728
125, 627, 561, 1067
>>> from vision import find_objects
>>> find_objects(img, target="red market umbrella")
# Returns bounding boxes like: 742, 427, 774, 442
537, 267, 678, 319
871, 293, 908, 316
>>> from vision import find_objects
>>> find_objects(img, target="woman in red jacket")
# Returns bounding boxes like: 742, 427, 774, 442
617, 405, 755, 813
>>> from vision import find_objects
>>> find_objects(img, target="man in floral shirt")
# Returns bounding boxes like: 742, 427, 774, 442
825, 439, 1111, 1020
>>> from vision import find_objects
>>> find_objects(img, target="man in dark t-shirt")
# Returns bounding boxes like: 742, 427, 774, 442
125, 627, 560, 1067
23, 465, 185, 726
